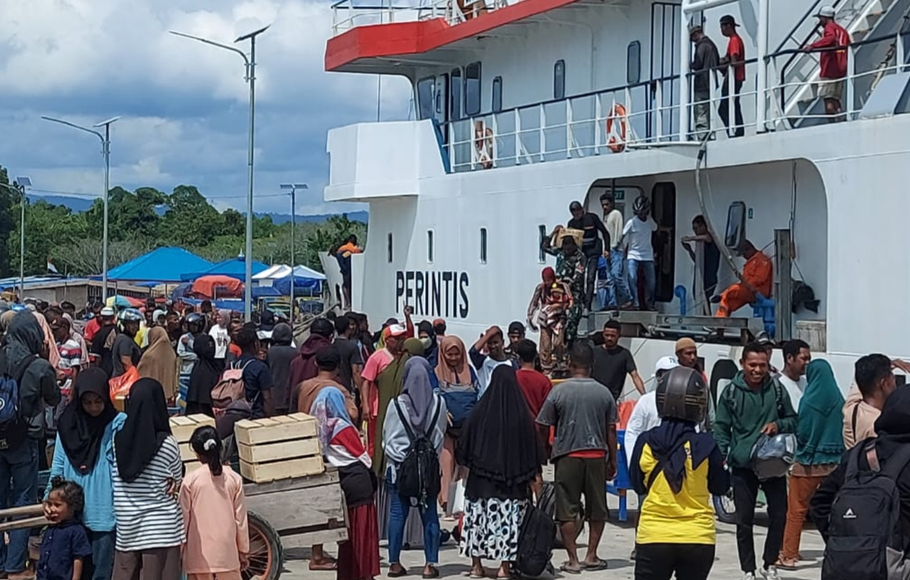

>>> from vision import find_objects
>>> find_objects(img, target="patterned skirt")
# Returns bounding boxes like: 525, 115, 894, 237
460, 497, 529, 562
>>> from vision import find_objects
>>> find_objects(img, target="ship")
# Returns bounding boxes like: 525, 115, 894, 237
319, 0, 910, 393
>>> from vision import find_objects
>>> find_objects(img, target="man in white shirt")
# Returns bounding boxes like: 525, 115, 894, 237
623, 196, 659, 310
624, 356, 678, 469
600, 193, 633, 310
778, 339, 811, 410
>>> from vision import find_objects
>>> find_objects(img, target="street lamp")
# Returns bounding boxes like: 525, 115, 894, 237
280, 183, 308, 321
171, 24, 271, 321
41, 115, 120, 300
0, 179, 29, 301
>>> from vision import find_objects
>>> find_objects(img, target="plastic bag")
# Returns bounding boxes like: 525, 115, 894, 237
750, 433, 797, 481
109, 367, 140, 403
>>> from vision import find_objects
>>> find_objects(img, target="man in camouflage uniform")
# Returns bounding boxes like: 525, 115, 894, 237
541, 226, 587, 347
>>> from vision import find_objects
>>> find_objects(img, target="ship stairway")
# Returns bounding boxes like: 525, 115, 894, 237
776, 0, 910, 129
581, 310, 766, 344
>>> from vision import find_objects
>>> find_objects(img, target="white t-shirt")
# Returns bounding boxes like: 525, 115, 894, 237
624, 391, 660, 470
209, 325, 230, 359
623, 217, 658, 261
778, 373, 807, 411
476, 357, 513, 399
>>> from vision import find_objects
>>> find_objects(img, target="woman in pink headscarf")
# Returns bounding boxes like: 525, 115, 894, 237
33, 310, 60, 367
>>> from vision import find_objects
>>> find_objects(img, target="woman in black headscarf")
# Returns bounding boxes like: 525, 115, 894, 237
185, 333, 223, 417
417, 321, 439, 369
112, 379, 185, 579
457, 366, 544, 579
48, 367, 125, 580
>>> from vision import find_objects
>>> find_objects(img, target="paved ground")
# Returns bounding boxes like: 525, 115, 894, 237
278, 496, 827, 580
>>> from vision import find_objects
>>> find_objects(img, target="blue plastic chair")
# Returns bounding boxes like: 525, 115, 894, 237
750, 294, 776, 338
606, 429, 631, 522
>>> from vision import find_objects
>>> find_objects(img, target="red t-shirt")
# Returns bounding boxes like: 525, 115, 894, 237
516, 368, 553, 419
726, 34, 746, 82
807, 21, 850, 79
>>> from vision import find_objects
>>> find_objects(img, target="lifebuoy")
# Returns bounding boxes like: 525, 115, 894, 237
474, 121, 494, 169
606, 104, 628, 153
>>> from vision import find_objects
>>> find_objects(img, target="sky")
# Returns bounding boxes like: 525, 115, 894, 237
0, 0, 412, 216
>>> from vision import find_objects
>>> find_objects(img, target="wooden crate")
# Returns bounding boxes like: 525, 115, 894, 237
238, 437, 320, 464
169, 415, 216, 443
240, 455, 325, 483
234, 414, 317, 446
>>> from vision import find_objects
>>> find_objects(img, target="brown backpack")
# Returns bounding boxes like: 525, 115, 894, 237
211, 361, 251, 417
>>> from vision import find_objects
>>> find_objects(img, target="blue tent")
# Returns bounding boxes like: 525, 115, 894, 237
107, 248, 213, 283
272, 275, 322, 296
180, 257, 268, 282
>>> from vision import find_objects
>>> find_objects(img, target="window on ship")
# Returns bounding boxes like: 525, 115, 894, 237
554, 60, 565, 100
417, 76, 435, 120
451, 68, 463, 120
492, 76, 502, 113
480, 228, 488, 264
387, 233, 393, 263
465, 62, 482, 116
427, 230, 434, 263
627, 41, 641, 84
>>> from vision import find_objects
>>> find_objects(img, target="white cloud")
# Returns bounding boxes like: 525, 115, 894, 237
0, 0, 411, 216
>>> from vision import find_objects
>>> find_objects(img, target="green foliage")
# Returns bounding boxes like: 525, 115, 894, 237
0, 173, 366, 277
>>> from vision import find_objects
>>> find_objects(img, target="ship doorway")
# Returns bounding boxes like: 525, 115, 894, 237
652, 182, 676, 303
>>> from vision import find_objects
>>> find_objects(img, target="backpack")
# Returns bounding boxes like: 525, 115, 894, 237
393, 397, 442, 508
516, 503, 556, 578
210, 361, 251, 417
821, 442, 910, 580
537, 482, 583, 549
0, 354, 38, 451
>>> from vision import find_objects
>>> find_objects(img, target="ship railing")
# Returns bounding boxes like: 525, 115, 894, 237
444, 59, 765, 173
766, 29, 910, 127
331, 0, 509, 34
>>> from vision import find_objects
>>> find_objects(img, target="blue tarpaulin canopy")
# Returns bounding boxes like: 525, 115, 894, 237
272, 275, 322, 296
107, 248, 213, 283
180, 256, 268, 282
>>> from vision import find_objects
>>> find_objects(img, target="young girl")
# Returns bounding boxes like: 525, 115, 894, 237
180, 426, 249, 580
39, 478, 92, 580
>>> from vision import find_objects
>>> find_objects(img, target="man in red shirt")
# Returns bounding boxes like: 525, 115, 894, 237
805, 5, 850, 121
719, 14, 746, 137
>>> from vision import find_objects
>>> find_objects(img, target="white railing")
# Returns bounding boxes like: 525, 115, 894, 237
439, 31, 909, 173
331, 0, 511, 35
444, 61, 764, 172
778, 0, 895, 120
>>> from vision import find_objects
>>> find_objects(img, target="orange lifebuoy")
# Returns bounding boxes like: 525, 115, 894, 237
474, 121, 494, 169
606, 104, 627, 153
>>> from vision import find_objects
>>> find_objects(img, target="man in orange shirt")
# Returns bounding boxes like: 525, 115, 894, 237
719, 14, 746, 137
715, 240, 773, 318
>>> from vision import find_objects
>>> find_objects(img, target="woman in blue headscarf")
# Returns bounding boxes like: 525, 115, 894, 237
313, 387, 379, 580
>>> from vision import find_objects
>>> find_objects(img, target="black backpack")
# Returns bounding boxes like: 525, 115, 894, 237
821, 442, 910, 580
516, 503, 556, 578
0, 353, 37, 451
393, 397, 442, 508
537, 481, 583, 549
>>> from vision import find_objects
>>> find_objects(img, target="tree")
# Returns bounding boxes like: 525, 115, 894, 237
161, 185, 223, 247
221, 209, 244, 237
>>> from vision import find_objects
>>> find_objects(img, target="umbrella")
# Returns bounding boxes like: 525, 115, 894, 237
105, 295, 132, 309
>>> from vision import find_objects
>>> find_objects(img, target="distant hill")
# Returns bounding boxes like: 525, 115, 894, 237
27, 194, 368, 224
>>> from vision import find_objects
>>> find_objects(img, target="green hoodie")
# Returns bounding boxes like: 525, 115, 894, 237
714, 371, 798, 469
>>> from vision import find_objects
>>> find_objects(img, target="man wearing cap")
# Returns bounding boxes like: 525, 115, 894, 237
804, 5, 850, 121
689, 22, 720, 140
90, 307, 118, 376
504, 321, 526, 360
719, 15, 746, 137
567, 200, 611, 314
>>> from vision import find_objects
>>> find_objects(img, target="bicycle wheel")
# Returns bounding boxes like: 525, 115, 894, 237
244, 510, 284, 580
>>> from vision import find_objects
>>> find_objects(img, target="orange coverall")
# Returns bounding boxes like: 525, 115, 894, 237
716, 251, 773, 317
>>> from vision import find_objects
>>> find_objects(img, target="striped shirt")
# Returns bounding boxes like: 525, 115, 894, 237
112, 436, 186, 551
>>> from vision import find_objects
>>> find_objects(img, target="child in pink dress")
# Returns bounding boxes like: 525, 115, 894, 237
179, 426, 249, 580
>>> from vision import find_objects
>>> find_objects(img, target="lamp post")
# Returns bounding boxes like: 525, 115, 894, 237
41, 116, 119, 300
0, 179, 29, 301
171, 25, 271, 321
280, 183, 307, 321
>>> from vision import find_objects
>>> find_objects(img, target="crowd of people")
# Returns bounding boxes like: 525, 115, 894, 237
0, 291, 905, 580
